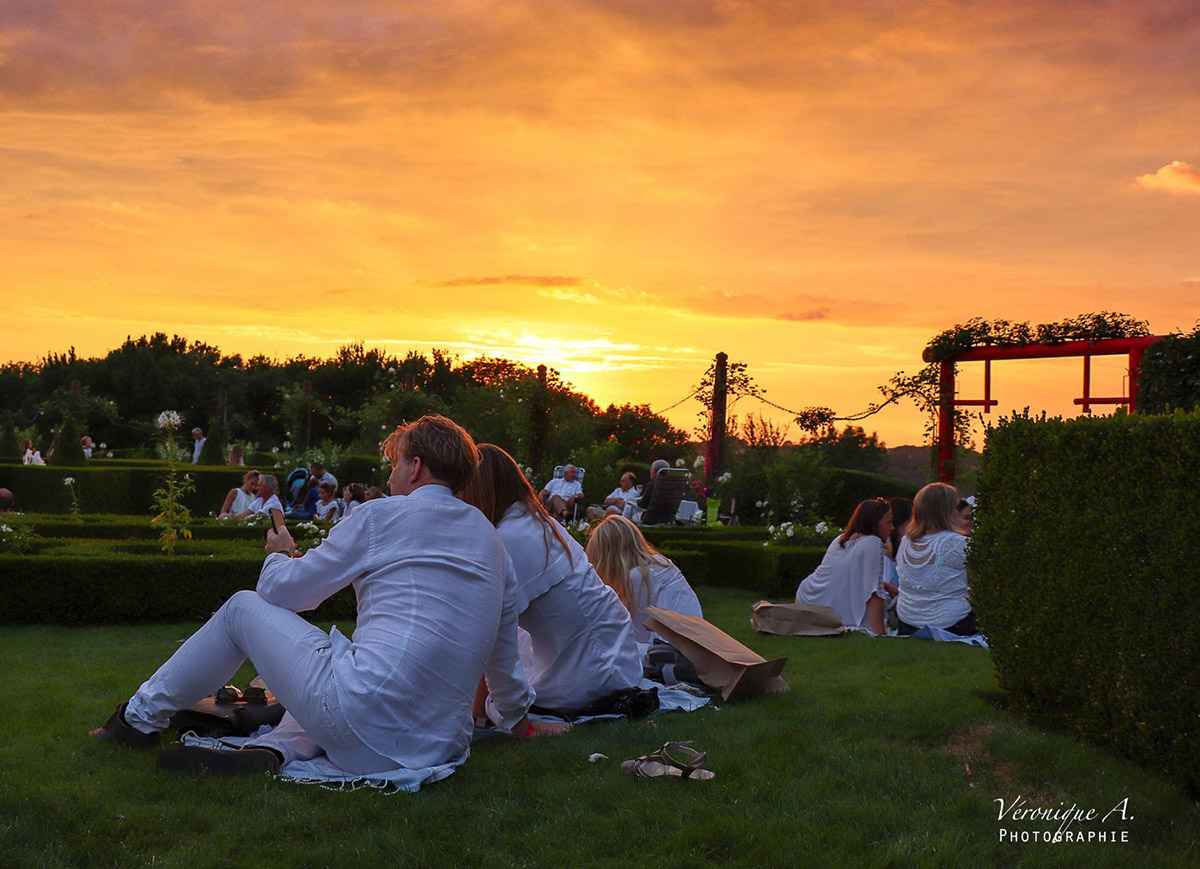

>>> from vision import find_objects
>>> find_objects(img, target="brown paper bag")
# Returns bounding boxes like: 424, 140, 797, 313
750, 600, 847, 637
643, 606, 789, 701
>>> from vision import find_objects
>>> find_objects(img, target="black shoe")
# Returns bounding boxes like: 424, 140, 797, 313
90, 702, 161, 750
156, 745, 282, 777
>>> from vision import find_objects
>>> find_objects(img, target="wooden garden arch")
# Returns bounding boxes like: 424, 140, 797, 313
927, 336, 1165, 483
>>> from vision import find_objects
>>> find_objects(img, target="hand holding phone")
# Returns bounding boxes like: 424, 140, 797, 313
264, 509, 296, 558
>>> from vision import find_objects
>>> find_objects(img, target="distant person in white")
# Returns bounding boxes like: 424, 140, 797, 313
585, 471, 640, 520
465, 445, 642, 717
896, 482, 976, 637
586, 514, 703, 647
795, 499, 896, 635
538, 464, 584, 521
91, 414, 537, 776
234, 474, 283, 520
190, 427, 206, 464
20, 438, 44, 466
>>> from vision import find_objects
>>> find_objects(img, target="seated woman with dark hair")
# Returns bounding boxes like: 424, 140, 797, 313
794, 499, 894, 634
896, 482, 976, 636
341, 483, 367, 518
462, 444, 642, 718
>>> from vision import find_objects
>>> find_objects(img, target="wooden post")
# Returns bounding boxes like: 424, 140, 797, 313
706, 352, 728, 485
530, 365, 549, 476
936, 360, 956, 483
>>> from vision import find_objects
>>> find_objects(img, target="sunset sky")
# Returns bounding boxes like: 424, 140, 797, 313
3, 1, 1198, 445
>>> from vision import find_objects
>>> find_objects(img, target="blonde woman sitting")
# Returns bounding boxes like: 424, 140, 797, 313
585, 515, 703, 647
896, 482, 976, 636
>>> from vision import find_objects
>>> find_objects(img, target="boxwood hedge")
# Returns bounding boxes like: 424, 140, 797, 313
970, 410, 1200, 793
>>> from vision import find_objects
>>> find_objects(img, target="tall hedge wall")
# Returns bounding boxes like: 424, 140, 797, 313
970, 410, 1200, 793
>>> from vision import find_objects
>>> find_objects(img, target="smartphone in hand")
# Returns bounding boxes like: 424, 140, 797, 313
268, 508, 285, 536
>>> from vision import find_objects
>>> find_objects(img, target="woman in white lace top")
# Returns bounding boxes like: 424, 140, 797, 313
896, 482, 976, 636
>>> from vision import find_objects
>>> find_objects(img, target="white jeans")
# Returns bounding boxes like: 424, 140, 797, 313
124, 590, 395, 774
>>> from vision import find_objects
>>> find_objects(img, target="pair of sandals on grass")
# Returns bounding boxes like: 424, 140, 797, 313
621, 740, 715, 781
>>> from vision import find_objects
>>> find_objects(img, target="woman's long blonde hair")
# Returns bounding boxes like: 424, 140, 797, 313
907, 482, 960, 540
585, 515, 668, 614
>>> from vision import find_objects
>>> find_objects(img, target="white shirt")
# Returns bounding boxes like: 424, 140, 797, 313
542, 477, 582, 500
229, 488, 255, 516
245, 494, 283, 516
796, 536, 887, 633
314, 499, 339, 521
257, 485, 533, 769
627, 558, 703, 645
22, 449, 44, 466
311, 470, 338, 488
604, 486, 635, 506
896, 531, 971, 629
192, 437, 205, 463
497, 503, 641, 711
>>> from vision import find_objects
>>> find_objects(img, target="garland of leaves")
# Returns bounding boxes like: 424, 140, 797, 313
922, 312, 1149, 362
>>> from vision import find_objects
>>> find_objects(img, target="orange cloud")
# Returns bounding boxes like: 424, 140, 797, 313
1136, 161, 1200, 195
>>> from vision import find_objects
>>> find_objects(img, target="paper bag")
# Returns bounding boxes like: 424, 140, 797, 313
643, 606, 789, 701
750, 600, 847, 637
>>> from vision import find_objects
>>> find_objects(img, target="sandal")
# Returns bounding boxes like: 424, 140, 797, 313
621, 741, 715, 780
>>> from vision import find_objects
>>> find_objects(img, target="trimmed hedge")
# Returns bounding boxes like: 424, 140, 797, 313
971, 410, 1200, 793
817, 468, 917, 525
0, 553, 357, 625
4, 514, 325, 542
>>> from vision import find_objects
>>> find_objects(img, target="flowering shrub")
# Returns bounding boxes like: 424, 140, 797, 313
292, 520, 328, 552
150, 410, 194, 555
764, 520, 840, 547
63, 476, 81, 518
0, 522, 35, 554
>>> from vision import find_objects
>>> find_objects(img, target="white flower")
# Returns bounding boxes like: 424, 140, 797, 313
106, 452, 113, 457
717, 472, 731, 484
390, 383, 396, 389
675, 458, 685, 467
517, 398, 523, 403
155, 410, 182, 430
815, 521, 829, 533
282, 440, 291, 449
63, 477, 75, 486
387, 367, 396, 374
786, 527, 795, 537
99, 442, 107, 449
693, 455, 705, 469
762, 541, 769, 547
755, 500, 763, 508
768, 525, 775, 534
271, 447, 280, 453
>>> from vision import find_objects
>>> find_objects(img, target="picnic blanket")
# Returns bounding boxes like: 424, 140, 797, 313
179, 687, 710, 792
904, 625, 989, 647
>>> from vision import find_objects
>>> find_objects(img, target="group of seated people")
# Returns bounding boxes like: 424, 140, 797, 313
217, 464, 386, 522
537, 459, 676, 525
795, 482, 978, 637
94, 415, 704, 779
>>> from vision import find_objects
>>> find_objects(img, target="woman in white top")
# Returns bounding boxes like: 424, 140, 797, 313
585, 514, 703, 647
219, 470, 259, 519
463, 445, 642, 715
896, 482, 976, 636
795, 499, 896, 634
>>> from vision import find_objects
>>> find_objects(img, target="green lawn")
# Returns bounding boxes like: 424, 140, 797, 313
1, 588, 1195, 868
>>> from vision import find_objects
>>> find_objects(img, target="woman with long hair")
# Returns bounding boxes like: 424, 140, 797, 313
341, 483, 367, 519
462, 445, 642, 717
794, 499, 894, 634
585, 515, 702, 646
896, 482, 976, 636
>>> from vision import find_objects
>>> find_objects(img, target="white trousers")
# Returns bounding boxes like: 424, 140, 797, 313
124, 589, 395, 774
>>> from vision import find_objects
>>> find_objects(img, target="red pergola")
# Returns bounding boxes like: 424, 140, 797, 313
926, 336, 1165, 483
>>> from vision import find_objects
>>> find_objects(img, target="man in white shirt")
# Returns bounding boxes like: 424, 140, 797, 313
539, 464, 584, 521
586, 471, 640, 520
234, 474, 283, 520
92, 414, 536, 775
190, 428, 206, 464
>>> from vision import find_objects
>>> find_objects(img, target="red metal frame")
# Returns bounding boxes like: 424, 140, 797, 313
927, 336, 1164, 483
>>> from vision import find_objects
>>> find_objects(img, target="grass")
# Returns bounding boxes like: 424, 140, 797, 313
1, 588, 1196, 868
